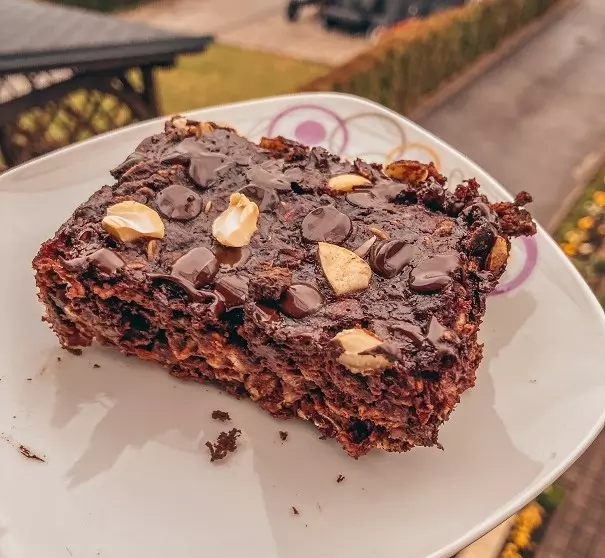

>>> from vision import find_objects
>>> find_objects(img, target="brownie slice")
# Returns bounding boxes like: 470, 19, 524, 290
32, 116, 536, 458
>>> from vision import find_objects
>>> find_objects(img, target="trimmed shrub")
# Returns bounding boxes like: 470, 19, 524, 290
49, 0, 144, 12
303, 0, 563, 115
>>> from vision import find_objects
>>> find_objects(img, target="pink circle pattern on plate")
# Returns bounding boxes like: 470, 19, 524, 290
267, 104, 349, 153
260, 103, 538, 294
294, 120, 327, 145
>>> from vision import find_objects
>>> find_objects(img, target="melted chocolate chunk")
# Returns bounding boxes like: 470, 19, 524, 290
252, 304, 280, 324
238, 184, 280, 212
189, 153, 232, 187
247, 165, 291, 193
215, 275, 248, 308
467, 222, 497, 256
301, 206, 352, 244
409, 253, 460, 293
462, 202, 498, 224
346, 183, 407, 209
390, 322, 424, 347
426, 317, 458, 359
111, 151, 145, 176
62, 248, 124, 275
156, 185, 203, 220
280, 284, 324, 318
172, 247, 219, 288
215, 246, 251, 269
369, 240, 416, 279
162, 138, 233, 187
149, 273, 224, 314
346, 191, 377, 209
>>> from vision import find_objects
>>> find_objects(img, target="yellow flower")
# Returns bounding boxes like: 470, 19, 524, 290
578, 216, 595, 230
594, 190, 605, 206
512, 531, 531, 548
560, 243, 576, 256
502, 543, 522, 558
564, 229, 587, 244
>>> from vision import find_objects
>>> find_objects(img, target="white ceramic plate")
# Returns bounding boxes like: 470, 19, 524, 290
1, 93, 604, 558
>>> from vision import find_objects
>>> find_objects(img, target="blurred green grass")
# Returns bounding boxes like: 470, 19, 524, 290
1, 44, 327, 166
157, 44, 329, 115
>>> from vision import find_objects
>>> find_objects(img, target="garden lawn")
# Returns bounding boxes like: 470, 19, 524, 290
156, 43, 329, 116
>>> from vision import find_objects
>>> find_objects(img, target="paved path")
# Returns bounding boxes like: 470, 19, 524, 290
536, 433, 605, 558
120, 0, 368, 65
419, 0, 605, 229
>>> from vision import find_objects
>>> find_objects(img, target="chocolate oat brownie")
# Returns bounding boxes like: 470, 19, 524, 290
32, 116, 536, 458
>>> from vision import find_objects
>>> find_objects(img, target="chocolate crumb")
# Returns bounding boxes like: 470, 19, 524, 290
205, 428, 241, 462
19, 445, 45, 462
26, 378, 32, 381
279, 430, 288, 441
336, 474, 345, 483
292, 506, 299, 515
93, 363, 101, 368
57, 357, 61, 362
211, 410, 231, 422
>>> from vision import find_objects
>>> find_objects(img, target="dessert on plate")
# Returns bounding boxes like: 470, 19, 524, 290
32, 116, 536, 458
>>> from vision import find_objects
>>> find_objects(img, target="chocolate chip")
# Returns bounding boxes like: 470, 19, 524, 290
172, 247, 219, 288
461, 202, 498, 224
466, 222, 497, 256
369, 240, 416, 279
419, 183, 446, 210
215, 275, 248, 308
62, 248, 124, 275
280, 284, 324, 318
189, 153, 232, 187
346, 191, 377, 208
110, 151, 145, 177
252, 304, 280, 325
215, 246, 251, 269
238, 184, 280, 212
247, 165, 291, 193
156, 185, 203, 220
409, 253, 460, 293
301, 206, 352, 244
426, 316, 459, 360
162, 138, 233, 186
389, 322, 424, 347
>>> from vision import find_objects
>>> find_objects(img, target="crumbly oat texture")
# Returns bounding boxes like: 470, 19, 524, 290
32, 116, 536, 458
205, 428, 241, 462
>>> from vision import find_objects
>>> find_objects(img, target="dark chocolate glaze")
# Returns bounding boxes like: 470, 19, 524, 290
172, 247, 219, 288
215, 275, 249, 308
369, 240, 416, 279
301, 206, 352, 244
156, 184, 203, 221
50, 120, 534, 379
62, 248, 124, 275
409, 254, 460, 293
280, 284, 324, 318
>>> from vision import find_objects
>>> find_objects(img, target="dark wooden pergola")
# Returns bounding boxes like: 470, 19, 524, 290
0, 0, 212, 167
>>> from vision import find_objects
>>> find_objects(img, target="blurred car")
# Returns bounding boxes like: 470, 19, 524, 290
286, 0, 468, 35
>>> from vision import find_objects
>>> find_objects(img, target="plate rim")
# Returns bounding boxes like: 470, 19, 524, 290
2, 91, 604, 558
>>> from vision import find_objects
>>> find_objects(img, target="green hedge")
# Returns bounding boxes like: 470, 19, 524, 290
50, 0, 144, 12
303, 0, 562, 115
